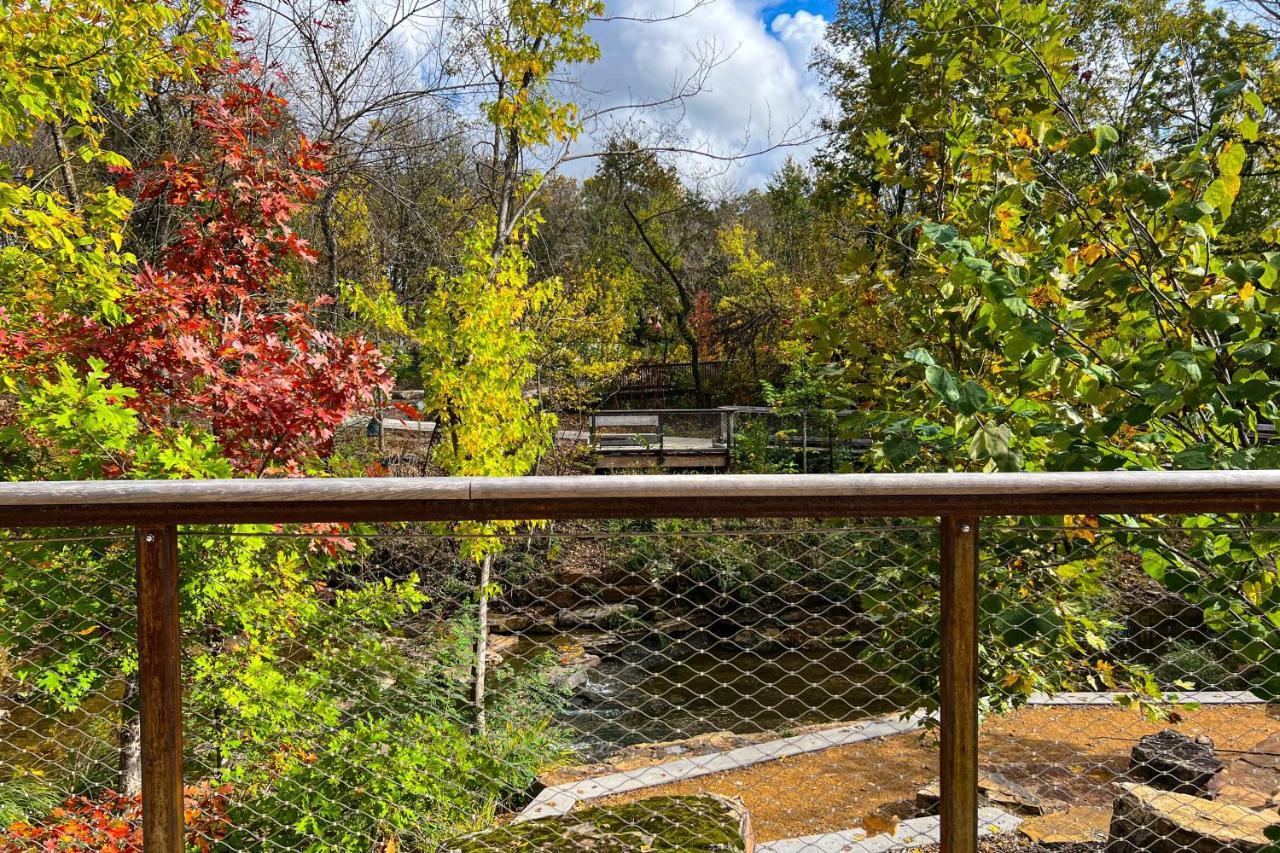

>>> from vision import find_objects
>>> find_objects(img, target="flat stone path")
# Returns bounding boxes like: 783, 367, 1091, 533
521, 691, 1266, 823
517, 690, 1269, 839
1025, 690, 1263, 706
517, 710, 929, 822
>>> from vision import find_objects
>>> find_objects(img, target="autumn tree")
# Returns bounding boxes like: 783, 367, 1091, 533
792, 0, 1280, 706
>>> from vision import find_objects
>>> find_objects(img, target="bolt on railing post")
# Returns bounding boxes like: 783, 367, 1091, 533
136, 525, 184, 852
939, 515, 979, 853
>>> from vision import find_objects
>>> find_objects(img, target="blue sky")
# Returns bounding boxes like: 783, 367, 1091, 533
577, 0, 836, 187
764, 0, 835, 23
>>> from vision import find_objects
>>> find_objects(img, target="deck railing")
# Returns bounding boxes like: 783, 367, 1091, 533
2, 471, 1279, 851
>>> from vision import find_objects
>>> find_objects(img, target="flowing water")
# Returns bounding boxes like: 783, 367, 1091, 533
549, 641, 920, 760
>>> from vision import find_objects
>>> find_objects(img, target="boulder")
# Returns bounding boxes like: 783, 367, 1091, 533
1106, 782, 1277, 852
730, 625, 784, 651
555, 604, 640, 630
442, 794, 754, 852
485, 634, 519, 666
548, 653, 601, 690
1019, 806, 1112, 845
1211, 732, 1280, 811
652, 616, 709, 638
488, 612, 537, 633
915, 770, 1048, 816
1130, 729, 1224, 795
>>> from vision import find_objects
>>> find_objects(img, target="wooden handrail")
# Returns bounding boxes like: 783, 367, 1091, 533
0, 470, 1277, 526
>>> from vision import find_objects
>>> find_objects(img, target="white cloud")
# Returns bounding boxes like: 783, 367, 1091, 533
570, 0, 831, 188
770, 9, 826, 70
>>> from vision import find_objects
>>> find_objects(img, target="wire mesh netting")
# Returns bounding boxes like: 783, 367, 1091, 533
591, 410, 729, 452
727, 410, 869, 474
967, 520, 1280, 853
0, 532, 147, 843
0, 516, 1278, 851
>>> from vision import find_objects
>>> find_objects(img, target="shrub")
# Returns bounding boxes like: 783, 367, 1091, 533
0, 784, 232, 852
205, 615, 569, 852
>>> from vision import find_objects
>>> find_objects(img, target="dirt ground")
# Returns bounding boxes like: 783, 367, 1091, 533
591, 704, 1280, 843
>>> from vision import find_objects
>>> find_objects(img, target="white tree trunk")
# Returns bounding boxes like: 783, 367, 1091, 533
472, 553, 493, 733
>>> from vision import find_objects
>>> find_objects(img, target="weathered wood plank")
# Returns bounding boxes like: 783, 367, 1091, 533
0, 471, 1279, 526
940, 516, 979, 853
593, 415, 661, 427
136, 526, 184, 853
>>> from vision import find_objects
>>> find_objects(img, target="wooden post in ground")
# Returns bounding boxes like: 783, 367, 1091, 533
136, 525, 184, 852
939, 515, 979, 853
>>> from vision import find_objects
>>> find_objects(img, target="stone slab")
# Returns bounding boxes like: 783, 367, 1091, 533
1018, 806, 1112, 845
516, 710, 929, 822
1212, 732, 1280, 811
917, 770, 1047, 816
1026, 690, 1264, 706
757, 808, 1022, 853
1107, 782, 1277, 853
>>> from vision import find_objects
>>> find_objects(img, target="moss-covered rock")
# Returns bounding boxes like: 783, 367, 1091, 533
442, 794, 753, 852
1107, 782, 1277, 852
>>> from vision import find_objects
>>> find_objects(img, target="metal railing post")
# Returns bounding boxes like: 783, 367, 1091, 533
939, 515, 979, 853
136, 525, 184, 852
801, 412, 808, 474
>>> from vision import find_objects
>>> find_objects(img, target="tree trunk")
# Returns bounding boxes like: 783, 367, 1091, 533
681, 320, 706, 407
49, 121, 80, 210
619, 198, 708, 406
319, 186, 340, 302
375, 386, 386, 454
118, 673, 142, 796
472, 553, 494, 734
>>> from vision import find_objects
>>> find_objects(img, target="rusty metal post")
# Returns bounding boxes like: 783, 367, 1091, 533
136, 525, 183, 852
939, 515, 979, 853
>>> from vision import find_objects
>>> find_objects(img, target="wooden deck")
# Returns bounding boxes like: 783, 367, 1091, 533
348, 407, 866, 473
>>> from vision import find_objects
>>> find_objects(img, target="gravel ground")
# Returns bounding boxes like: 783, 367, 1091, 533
591, 704, 1280, 842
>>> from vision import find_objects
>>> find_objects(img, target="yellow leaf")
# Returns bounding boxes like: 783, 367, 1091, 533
1079, 243, 1106, 266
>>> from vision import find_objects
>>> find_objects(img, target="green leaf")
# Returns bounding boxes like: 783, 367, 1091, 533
1141, 182, 1172, 207
905, 348, 938, 367
925, 365, 962, 407
1172, 447, 1214, 469
1093, 124, 1119, 154
1168, 351, 1202, 384
1171, 200, 1214, 222
1225, 260, 1266, 284
1066, 132, 1095, 157
1235, 341, 1272, 364
883, 431, 920, 465
921, 221, 961, 249
969, 422, 1020, 471
956, 380, 989, 414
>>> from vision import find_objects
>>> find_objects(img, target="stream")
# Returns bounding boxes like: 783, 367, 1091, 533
543, 641, 920, 760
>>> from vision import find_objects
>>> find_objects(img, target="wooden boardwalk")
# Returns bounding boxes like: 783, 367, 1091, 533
348, 406, 868, 472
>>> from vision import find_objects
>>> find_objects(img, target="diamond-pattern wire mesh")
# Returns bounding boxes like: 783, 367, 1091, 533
1, 517, 1278, 851
0, 532, 139, 836
171, 520, 939, 851
973, 520, 1280, 851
